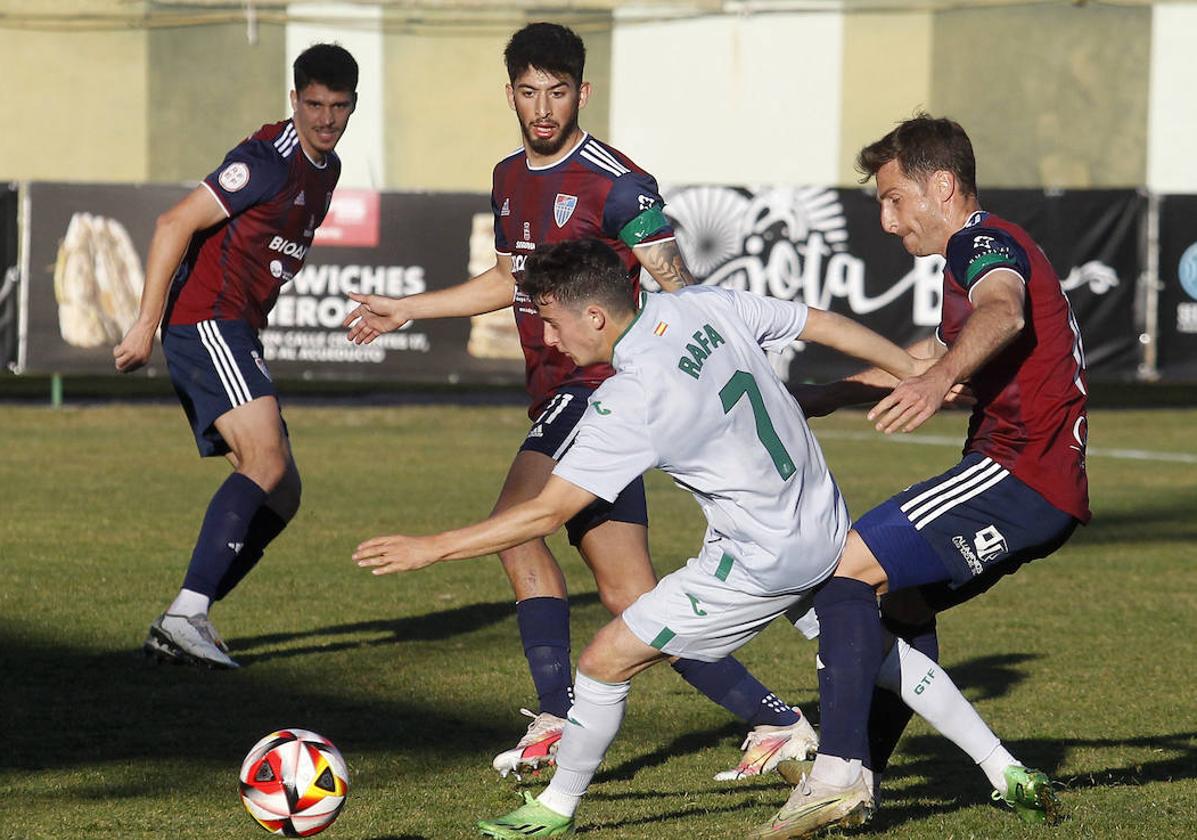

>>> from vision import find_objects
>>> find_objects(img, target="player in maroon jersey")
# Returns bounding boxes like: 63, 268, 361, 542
751, 114, 1086, 838
113, 44, 358, 669
343, 23, 817, 781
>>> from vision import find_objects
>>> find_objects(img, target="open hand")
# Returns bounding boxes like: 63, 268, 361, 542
353, 534, 441, 574
342, 292, 409, 345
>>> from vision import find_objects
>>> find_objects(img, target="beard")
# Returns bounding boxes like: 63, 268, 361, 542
521, 110, 580, 157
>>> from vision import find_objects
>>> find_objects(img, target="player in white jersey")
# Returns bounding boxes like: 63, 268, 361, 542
351, 239, 921, 836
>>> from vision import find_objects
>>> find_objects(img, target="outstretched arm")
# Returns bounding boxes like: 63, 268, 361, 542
353, 475, 598, 574
633, 238, 696, 291
343, 254, 517, 345
869, 270, 1025, 433
113, 186, 226, 372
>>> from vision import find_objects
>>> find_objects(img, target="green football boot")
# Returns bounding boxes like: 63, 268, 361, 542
992, 765, 1063, 826
478, 791, 575, 838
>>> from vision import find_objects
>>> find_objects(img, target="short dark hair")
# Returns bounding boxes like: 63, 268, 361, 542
523, 240, 635, 315
856, 113, 977, 197
293, 43, 358, 94
504, 22, 586, 86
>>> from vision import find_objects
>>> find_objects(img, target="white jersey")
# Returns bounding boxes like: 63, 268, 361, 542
553, 286, 848, 596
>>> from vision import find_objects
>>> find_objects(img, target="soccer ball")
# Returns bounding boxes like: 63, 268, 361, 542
239, 728, 349, 837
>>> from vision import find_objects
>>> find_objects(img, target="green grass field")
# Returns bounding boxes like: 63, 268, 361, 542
2, 402, 1195, 839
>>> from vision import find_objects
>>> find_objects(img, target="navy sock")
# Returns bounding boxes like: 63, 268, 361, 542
671, 658, 800, 726
868, 617, 939, 773
213, 506, 289, 601
516, 597, 573, 718
181, 473, 267, 599
814, 577, 883, 762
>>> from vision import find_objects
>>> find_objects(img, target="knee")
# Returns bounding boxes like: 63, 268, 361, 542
577, 644, 618, 683
240, 448, 290, 492
597, 586, 640, 617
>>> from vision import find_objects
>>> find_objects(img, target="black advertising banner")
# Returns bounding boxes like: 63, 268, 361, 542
18, 182, 522, 385
984, 189, 1143, 378
661, 186, 1143, 383
1158, 194, 1197, 381
16, 181, 1142, 383
1, 184, 18, 370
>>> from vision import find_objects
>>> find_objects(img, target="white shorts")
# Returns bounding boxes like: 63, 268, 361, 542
622, 551, 819, 663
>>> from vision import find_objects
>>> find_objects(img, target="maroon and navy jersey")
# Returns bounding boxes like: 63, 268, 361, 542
941, 210, 1090, 523
165, 120, 341, 331
491, 132, 674, 416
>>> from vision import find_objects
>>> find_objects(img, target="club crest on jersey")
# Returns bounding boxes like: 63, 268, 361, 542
218, 162, 250, 192
294, 190, 306, 206
554, 193, 578, 228
500, 198, 511, 216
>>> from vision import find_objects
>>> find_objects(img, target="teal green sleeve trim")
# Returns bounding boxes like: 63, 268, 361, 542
618, 206, 669, 247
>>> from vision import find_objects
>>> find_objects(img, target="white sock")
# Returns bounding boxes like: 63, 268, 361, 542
538, 671, 629, 819
979, 745, 1020, 795
891, 639, 1011, 787
810, 754, 863, 787
168, 588, 210, 617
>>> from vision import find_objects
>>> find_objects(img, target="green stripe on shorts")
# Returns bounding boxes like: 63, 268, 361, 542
714, 552, 734, 581
649, 627, 676, 650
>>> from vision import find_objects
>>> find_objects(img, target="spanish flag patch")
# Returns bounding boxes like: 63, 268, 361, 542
653, 321, 669, 336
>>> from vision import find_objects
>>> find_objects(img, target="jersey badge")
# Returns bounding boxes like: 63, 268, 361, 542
218, 162, 250, 193
251, 350, 271, 381
653, 321, 669, 336
523, 221, 531, 241
294, 190, 306, 206
554, 193, 578, 228
500, 197, 511, 216
591, 401, 611, 415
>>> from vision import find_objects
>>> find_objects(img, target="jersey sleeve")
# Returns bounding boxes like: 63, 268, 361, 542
202, 139, 289, 217
551, 376, 658, 502
716, 287, 809, 351
601, 171, 674, 248
491, 168, 511, 255
946, 227, 1031, 294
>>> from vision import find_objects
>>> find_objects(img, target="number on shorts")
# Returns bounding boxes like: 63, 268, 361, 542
719, 370, 796, 480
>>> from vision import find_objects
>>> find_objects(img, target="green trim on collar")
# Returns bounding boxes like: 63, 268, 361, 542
613, 291, 649, 353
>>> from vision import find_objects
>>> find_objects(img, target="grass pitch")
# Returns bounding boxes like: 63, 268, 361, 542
1, 402, 1195, 839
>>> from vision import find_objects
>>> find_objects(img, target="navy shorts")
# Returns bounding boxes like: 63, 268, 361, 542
163, 319, 283, 457
855, 452, 1077, 597
519, 386, 648, 546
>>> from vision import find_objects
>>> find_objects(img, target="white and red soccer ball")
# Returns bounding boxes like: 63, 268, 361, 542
239, 728, 349, 837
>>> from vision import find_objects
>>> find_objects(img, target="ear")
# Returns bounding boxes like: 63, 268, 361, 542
585, 303, 606, 330
289, 89, 298, 112
506, 83, 516, 112
578, 81, 591, 110
933, 170, 956, 202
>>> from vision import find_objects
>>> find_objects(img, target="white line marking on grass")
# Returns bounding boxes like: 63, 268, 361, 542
815, 430, 1197, 464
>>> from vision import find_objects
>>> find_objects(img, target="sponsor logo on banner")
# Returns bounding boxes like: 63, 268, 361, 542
1180, 243, 1197, 300
554, 194, 577, 228
313, 189, 380, 248
1176, 243, 1197, 334
218, 162, 250, 192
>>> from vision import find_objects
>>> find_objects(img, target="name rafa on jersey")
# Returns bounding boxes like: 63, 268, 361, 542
677, 324, 725, 380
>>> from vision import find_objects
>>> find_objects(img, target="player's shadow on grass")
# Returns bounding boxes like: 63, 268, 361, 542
224, 592, 601, 666
867, 728, 1197, 832
1076, 499, 1197, 545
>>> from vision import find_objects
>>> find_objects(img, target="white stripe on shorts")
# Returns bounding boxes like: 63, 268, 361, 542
900, 457, 1010, 531
197, 320, 251, 407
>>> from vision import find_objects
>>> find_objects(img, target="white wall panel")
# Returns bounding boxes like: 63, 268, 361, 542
610, 12, 842, 186
1148, 3, 1197, 192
